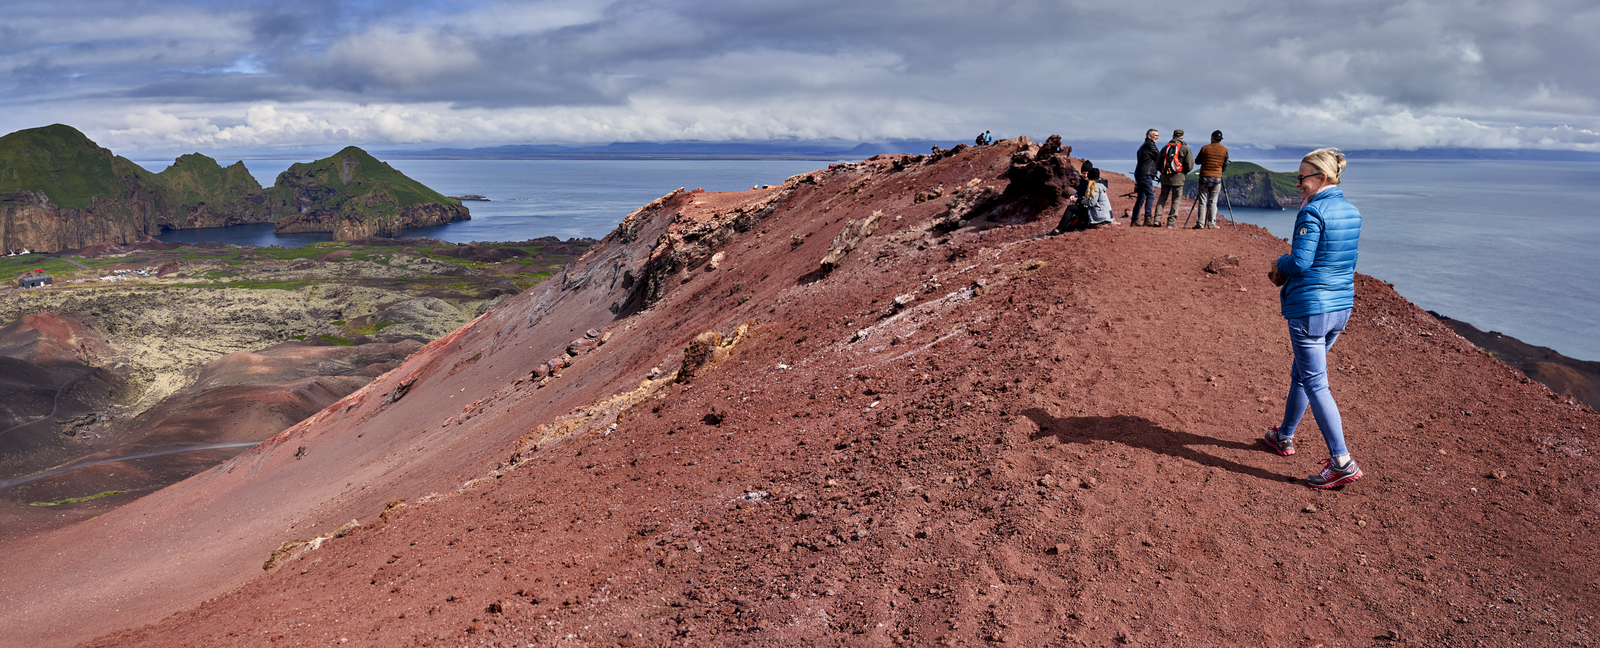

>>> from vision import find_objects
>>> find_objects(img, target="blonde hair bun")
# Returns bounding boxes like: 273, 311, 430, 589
1303, 148, 1347, 184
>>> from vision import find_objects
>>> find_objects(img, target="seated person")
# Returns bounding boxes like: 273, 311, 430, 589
1051, 168, 1113, 233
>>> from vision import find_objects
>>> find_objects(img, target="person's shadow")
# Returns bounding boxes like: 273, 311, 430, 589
1020, 409, 1293, 483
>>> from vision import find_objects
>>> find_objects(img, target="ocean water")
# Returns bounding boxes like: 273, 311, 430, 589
135, 158, 828, 243
134, 157, 1600, 362
1099, 158, 1600, 362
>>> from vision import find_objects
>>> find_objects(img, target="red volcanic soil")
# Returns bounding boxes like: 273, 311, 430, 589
0, 339, 424, 542
3, 140, 1597, 648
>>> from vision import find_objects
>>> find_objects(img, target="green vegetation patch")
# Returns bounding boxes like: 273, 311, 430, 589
352, 321, 398, 335
30, 490, 130, 507
155, 153, 270, 220
0, 125, 124, 210
320, 334, 354, 346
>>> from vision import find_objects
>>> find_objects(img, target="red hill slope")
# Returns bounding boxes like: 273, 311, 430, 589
2, 140, 1596, 648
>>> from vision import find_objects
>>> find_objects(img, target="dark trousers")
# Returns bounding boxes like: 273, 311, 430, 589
1131, 174, 1157, 222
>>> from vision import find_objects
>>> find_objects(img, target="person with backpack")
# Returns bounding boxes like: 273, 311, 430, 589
1154, 129, 1193, 228
1261, 147, 1365, 489
1131, 129, 1161, 226
1193, 130, 1230, 229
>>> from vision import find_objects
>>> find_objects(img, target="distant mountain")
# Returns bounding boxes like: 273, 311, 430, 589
269, 146, 469, 239
0, 125, 466, 251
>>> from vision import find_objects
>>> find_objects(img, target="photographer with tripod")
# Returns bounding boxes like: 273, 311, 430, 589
1193, 130, 1229, 229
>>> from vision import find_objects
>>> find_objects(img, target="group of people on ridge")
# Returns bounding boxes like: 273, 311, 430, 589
1130, 128, 1230, 228
1042, 130, 1367, 488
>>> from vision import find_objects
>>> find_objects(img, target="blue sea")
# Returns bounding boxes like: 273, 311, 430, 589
135, 157, 1600, 362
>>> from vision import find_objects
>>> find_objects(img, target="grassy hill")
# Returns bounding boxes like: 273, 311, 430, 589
268, 146, 459, 213
0, 124, 132, 210
268, 146, 467, 237
157, 153, 268, 218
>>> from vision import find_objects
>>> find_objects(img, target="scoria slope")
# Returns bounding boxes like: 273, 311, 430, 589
2, 139, 1596, 648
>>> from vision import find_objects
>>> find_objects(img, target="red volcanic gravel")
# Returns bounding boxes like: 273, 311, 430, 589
3, 140, 1596, 648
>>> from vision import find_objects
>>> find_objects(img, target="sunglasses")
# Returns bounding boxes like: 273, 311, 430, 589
1297, 172, 1323, 183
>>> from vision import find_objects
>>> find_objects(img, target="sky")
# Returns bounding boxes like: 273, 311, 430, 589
3, 0, 1598, 156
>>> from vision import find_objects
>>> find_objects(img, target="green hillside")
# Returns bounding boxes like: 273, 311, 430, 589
1189, 160, 1297, 197
268, 146, 459, 213
158, 153, 266, 213
0, 124, 126, 209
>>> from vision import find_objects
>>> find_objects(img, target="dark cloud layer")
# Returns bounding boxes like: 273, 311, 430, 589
2, 0, 1596, 152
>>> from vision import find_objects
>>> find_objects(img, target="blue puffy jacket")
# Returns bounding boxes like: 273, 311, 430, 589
1275, 186, 1361, 319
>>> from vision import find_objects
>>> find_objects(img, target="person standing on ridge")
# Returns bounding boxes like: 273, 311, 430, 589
1131, 129, 1161, 226
1154, 129, 1193, 228
1262, 147, 1364, 489
1193, 130, 1230, 229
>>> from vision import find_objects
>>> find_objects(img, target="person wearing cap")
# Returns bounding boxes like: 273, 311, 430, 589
1193, 130, 1230, 229
1155, 129, 1194, 228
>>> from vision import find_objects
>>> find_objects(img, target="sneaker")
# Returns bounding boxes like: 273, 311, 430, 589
1307, 457, 1363, 489
1261, 426, 1294, 456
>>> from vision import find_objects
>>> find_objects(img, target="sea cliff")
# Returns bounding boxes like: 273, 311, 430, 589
1182, 160, 1298, 209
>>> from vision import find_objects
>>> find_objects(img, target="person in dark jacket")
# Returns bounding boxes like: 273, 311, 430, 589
1154, 129, 1193, 228
1262, 147, 1364, 489
1131, 129, 1161, 226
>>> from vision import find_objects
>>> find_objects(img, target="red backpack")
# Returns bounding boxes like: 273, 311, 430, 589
1161, 142, 1186, 174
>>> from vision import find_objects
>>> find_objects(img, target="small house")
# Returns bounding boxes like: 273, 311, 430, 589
18, 274, 53, 289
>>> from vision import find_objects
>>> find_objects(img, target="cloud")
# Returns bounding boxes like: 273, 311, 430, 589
4, 0, 1600, 153
316, 27, 480, 90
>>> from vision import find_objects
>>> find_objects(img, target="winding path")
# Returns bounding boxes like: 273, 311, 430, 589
0, 365, 99, 441
0, 441, 260, 492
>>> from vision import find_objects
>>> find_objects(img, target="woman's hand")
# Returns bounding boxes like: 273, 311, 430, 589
1267, 262, 1287, 287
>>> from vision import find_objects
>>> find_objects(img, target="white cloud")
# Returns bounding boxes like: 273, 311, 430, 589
5, 0, 1600, 154
320, 27, 480, 88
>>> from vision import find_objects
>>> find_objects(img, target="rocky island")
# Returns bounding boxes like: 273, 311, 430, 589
0, 124, 468, 253
269, 146, 470, 239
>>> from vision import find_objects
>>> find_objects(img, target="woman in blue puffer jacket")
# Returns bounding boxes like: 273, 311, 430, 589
1262, 148, 1364, 489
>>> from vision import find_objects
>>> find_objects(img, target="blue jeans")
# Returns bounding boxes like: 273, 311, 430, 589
1131, 174, 1157, 221
1279, 309, 1351, 457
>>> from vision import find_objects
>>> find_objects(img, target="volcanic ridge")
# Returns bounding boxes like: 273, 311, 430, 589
2, 138, 1597, 648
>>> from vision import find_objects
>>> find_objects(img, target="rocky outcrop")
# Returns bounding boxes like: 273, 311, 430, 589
1, 192, 162, 255
937, 135, 1080, 224
269, 147, 470, 240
